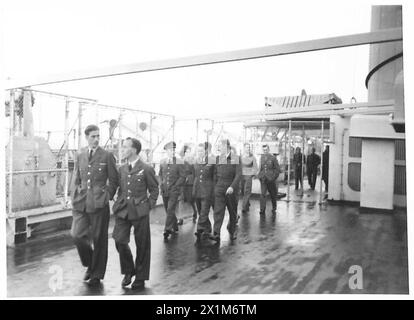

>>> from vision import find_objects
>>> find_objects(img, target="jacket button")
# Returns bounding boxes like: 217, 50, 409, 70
127, 196, 130, 200
127, 182, 130, 185
128, 175, 131, 178
87, 179, 90, 183
87, 172, 91, 175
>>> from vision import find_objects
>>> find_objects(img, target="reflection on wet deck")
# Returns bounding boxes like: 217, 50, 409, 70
7, 191, 408, 297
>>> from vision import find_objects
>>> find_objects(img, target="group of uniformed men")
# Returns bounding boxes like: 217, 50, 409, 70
70, 124, 280, 290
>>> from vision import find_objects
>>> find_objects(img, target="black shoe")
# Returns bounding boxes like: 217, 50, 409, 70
177, 218, 184, 226
230, 228, 238, 240
195, 231, 202, 242
83, 268, 91, 281
131, 279, 145, 290
88, 278, 101, 286
259, 210, 265, 215
121, 274, 133, 287
209, 233, 220, 243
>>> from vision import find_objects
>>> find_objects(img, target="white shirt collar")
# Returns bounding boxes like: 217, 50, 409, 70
128, 156, 140, 168
88, 146, 98, 153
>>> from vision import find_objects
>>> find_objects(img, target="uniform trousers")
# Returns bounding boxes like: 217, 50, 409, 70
162, 192, 180, 233
112, 215, 151, 280
240, 175, 253, 211
213, 186, 238, 236
71, 205, 110, 280
259, 179, 278, 212
195, 196, 213, 234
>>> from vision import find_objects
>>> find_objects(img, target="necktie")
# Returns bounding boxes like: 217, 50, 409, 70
89, 149, 93, 161
128, 164, 132, 172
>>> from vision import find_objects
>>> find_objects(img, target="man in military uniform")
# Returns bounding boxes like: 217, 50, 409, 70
322, 145, 329, 192
112, 138, 159, 290
257, 144, 280, 215
159, 141, 185, 240
306, 147, 321, 190
192, 142, 216, 242
71, 124, 119, 286
181, 145, 198, 221
211, 139, 241, 244
293, 147, 305, 190
240, 143, 258, 213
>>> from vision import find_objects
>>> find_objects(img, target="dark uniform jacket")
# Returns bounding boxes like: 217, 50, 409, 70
258, 153, 280, 182
214, 153, 242, 192
159, 157, 185, 196
112, 159, 159, 220
71, 146, 119, 213
307, 153, 321, 170
322, 150, 329, 179
183, 160, 195, 186
192, 155, 216, 199
293, 152, 305, 169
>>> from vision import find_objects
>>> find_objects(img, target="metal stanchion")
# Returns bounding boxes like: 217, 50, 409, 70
196, 119, 199, 146
95, 102, 99, 125
64, 98, 70, 206
8, 90, 15, 218
149, 114, 153, 163
319, 120, 325, 205
77, 102, 83, 149
301, 124, 305, 196
172, 116, 176, 142
287, 120, 292, 202
118, 109, 123, 166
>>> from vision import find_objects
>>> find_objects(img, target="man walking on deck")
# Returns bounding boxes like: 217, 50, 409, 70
240, 143, 258, 213
112, 138, 159, 290
257, 144, 280, 215
71, 124, 119, 286
306, 147, 321, 190
159, 141, 185, 240
193, 142, 216, 242
210, 139, 242, 244
293, 147, 305, 190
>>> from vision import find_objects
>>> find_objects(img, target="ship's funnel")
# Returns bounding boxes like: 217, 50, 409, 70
391, 70, 404, 132
367, 5, 403, 101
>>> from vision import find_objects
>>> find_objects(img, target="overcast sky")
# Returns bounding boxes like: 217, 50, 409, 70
3, 0, 377, 113
2, 0, 410, 149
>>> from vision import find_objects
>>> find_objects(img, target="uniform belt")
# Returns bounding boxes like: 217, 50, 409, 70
125, 197, 148, 203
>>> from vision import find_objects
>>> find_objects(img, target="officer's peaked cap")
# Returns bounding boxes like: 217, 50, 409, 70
164, 141, 176, 150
